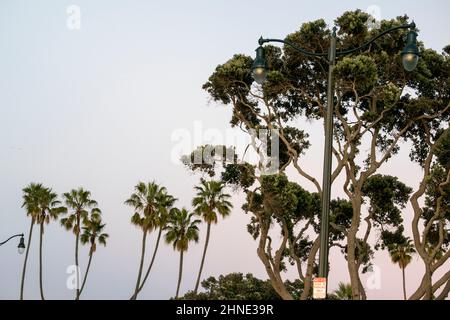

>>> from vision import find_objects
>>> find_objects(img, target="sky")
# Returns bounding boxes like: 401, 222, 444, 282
0, 0, 449, 300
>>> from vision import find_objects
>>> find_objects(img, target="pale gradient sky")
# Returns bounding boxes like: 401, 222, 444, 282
0, 0, 449, 300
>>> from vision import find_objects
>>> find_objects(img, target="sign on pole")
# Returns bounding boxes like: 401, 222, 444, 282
313, 277, 327, 299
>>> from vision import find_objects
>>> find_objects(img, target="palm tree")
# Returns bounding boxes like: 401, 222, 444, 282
60, 188, 100, 300
35, 186, 67, 300
331, 282, 353, 300
135, 188, 176, 297
78, 216, 108, 297
125, 181, 173, 300
388, 238, 416, 300
20, 183, 45, 300
165, 207, 200, 298
192, 180, 232, 293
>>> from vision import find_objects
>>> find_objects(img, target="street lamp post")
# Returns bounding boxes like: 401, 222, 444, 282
1, 233, 26, 254
251, 22, 419, 298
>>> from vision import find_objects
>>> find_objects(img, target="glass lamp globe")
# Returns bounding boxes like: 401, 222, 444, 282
401, 30, 419, 72
402, 52, 419, 72
18, 236, 25, 254
252, 46, 267, 84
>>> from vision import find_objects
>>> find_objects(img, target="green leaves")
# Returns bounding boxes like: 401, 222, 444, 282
178, 272, 301, 300
22, 184, 65, 225
335, 10, 370, 37
329, 282, 353, 300
181, 145, 237, 177
60, 188, 101, 237
387, 237, 415, 269
221, 163, 255, 189
259, 174, 319, 224
22, 183, 45, 218
81, 216, 108, 252
202, 54, 253, 105
335, 55, 378, 94
164, 208, 200, 252
361, 174, 412, 227
329, 198, 353, 241
434, 129, 450, 170
192, 180, 233, 224
125, 182, 176, 232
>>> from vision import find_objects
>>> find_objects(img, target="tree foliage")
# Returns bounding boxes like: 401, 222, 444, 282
179, 273, 303, 300
200, 9, 450, 300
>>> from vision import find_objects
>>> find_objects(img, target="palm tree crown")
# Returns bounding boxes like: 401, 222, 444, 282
80, 218, 108, 254
165, 208, 200, 252
155, 189, 177, 228
125, 182, 169, 232
61, 188, 100, 234
36, 187, 67, 224
22, 183, 46, 220
332, 282, 353, 300
192, 180, 232, 224
388, 238, 415, 269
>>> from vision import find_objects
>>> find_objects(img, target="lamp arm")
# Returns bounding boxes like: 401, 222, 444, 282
259, 22, 415, 60
259, 37, 328, 57
336, 23, 415, 56
0, 233, 24, 246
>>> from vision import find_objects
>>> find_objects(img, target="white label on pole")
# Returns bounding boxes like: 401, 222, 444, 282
313, 277, 327, 299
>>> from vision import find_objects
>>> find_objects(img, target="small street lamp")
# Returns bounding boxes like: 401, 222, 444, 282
402, 29, 420, 71
1, 233, 26, 254
250, 21, 419, 298
251, 46, 268, 85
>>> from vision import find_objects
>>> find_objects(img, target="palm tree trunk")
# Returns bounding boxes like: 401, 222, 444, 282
194, 222, 211, 293
130, 230, 147, 300
78, 250, 93, 298
39, 222, 45, 300
137, 227, 162, 293
402, 267, 407, 300
176, 251, 184, 298
75, 215, 80, 300
20, 219, 34, 300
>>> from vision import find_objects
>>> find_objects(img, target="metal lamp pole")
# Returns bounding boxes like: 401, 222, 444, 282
251, 22, 419, 298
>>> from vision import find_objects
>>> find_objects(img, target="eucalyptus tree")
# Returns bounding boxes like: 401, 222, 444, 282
200, 10, 449, 299
125, 181, 176, 300
165, 207, 200, 298
192, 179, 232, 293
60, 188, 101, 300
78, 216, 108, 298
183, 147, 328, 300
409, 128, 450, 300
20, 183, 45, 299
183, 142, 413, 300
